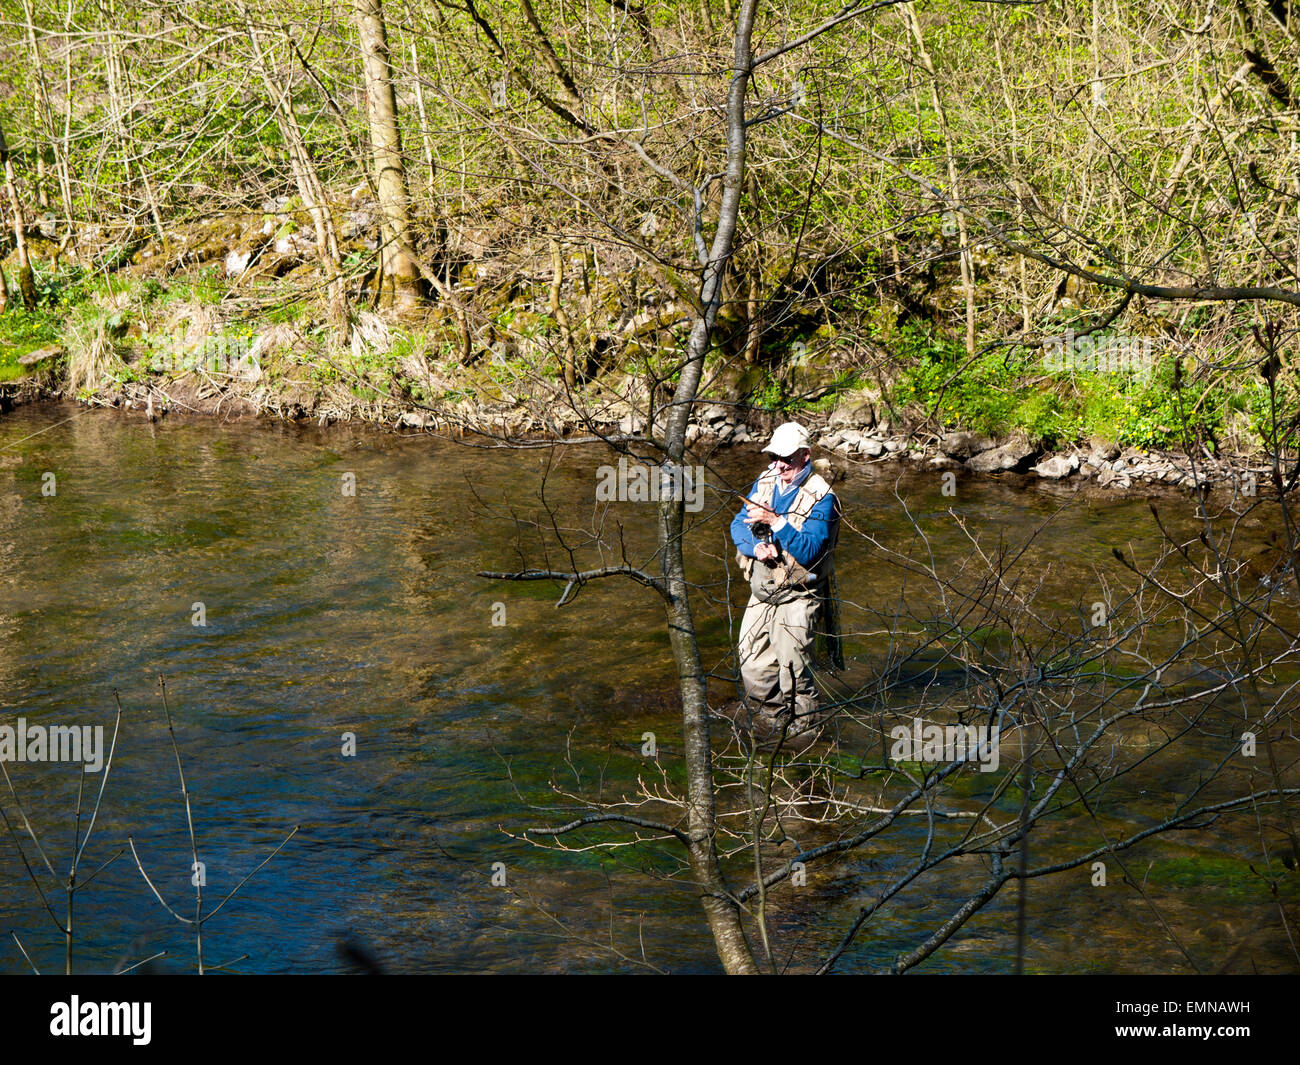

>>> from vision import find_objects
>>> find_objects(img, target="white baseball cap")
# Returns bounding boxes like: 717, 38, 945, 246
762, 421, 811, 457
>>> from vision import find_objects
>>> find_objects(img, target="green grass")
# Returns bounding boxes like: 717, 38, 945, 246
0, 306, 64, 379
265, 298, 309, 325
157, 265, 224, 306
879, 322, 1234, 450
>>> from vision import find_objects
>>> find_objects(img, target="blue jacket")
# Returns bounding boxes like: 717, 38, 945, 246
730, 463, 839, 571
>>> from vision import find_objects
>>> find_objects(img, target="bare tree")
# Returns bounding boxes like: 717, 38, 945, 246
482, 0, 766, 975
236, 0, 349, 335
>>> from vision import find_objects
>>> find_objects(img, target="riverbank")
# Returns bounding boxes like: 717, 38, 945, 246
0, 367, 1265, 500
1, 210, 1288, 504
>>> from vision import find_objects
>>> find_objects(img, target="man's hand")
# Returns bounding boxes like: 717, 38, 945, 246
745, 502, 777, 526
753, 542, 779, 562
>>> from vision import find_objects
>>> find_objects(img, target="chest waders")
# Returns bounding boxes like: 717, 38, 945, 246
735, 463, 843, 670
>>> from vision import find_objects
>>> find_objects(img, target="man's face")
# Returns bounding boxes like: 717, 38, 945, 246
772, 447, 810, 485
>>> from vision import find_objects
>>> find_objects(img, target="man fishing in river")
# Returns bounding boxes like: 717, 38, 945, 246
729, 421, 841, 735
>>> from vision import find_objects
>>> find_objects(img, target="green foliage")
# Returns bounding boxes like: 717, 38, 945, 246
0, 306, 62, 363
802, 386, 847, 415
888, 324, 1026, 437
1117, 358, 1221, 450
1235, 376, 1298, 447
748, 371, 785, 412
265, 299, 309, 325
30, 262, 94, 309
886, 322, 1234, 450
160, 267, 224, 307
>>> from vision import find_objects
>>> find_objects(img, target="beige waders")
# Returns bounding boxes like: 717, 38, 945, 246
735, 465, 838, 720
737, 591, 822, 718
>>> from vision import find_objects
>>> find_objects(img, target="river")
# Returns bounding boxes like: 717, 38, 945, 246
0, 402, 1295, 973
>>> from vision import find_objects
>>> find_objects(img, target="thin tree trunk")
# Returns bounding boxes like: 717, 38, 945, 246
408, 39, 437, 204
408, 33, 451, 305
1158, 62, 1252, 211
237, 1, 349, 337
22, 0, 55, 215
993, 29, 1031, 334
742, 175, 761, 362
519, 0, 584, 113
355, 0, 420, 309
0, 121, 37, 309
34, 147, 48, 213
659, 0, 762, 976
904, 4, 975, 355
550, 239, 577, 388
99, 0, 165, 242
60, 0, 76, 242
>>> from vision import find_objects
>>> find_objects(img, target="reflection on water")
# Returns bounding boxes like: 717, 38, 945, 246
0, 402, 1294, 973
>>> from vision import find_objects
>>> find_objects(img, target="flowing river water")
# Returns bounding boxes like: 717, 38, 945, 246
0, 402, 1296, 973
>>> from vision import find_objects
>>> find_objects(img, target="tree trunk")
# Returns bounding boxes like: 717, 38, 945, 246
0, 120, 37, 309
408, 38, 437, 205
903, 4, 975, 355
237, 0, 349, 339
742, 172, 762, 363
355, 0, 421, 310
992, 29, 1031, 334
519, 0, 584, 114
658, 0, 762, 976
550, 240, 577, 388
23, 0, 56, 217
59, 0, 76, 242
99, 0, 165, 242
